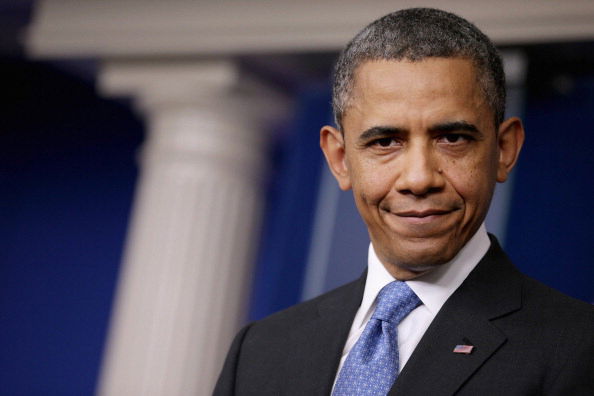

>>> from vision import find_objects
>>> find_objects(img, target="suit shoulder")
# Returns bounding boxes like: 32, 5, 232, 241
521, 274, 594, 328
218, 278, 363, 394
249, 277, 362, 332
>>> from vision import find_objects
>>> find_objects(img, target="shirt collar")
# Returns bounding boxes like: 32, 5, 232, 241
360, 224, 491, 322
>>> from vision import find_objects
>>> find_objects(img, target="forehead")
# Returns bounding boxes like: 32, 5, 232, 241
355, 57, 477, 94
344, 58, 491, 130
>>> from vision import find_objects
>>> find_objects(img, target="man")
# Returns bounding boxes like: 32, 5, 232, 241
214, 8, 594, 395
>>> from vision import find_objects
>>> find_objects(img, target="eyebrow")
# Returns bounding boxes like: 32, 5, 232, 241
428, 120, 481, 134
358, 126, 406, 143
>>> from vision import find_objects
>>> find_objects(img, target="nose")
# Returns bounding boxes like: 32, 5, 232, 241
394, 143, 445, 196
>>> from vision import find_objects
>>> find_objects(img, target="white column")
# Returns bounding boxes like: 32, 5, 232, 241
96, 60, 277, 396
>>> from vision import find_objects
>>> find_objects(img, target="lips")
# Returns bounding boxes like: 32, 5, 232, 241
382, 206, 461, 233
394, 209, 453, 218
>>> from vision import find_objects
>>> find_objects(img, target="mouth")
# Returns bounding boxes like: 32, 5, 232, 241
394, 209, 453, 218
386, 207, 461, 229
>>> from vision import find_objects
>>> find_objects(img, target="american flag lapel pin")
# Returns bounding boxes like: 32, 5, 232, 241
453, 344, 474, 354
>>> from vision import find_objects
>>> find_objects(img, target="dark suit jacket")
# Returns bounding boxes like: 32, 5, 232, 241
214, 238, 594, 395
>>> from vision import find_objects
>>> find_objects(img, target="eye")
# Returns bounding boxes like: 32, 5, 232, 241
438, 133, 473, 145
370, 137, 399, 148
376, 137, 395, 147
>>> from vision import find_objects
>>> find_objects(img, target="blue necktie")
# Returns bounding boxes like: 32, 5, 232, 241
333, 281, 421, 396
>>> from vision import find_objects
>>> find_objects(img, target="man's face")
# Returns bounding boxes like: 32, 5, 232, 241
321, 58, 523, 279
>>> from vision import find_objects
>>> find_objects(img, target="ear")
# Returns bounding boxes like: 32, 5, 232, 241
496, 117, 525, 183
320, 125, 352, 190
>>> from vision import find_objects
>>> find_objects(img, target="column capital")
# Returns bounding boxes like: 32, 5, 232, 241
97, 58, 288, 180
100, 59, 237, 96
98, 59, 285, 119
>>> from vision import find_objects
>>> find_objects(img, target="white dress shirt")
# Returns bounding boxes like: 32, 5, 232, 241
333, 224, 491, 385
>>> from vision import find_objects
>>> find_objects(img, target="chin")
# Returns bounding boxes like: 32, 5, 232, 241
399, 254, 451, 272
389, 241, 459, 271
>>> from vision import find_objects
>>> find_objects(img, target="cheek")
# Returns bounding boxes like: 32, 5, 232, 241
445, 156, 497, 208
350, 160, 395, 206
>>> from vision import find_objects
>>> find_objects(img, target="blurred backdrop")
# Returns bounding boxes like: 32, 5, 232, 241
1, 1, 593, 395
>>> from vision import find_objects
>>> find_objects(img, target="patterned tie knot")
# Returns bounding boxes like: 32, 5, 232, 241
372, 281, 421, 324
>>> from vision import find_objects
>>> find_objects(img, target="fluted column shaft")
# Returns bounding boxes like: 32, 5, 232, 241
97, 60, 271, 395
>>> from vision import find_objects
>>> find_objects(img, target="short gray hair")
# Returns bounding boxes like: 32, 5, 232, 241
332, 8, 505, 130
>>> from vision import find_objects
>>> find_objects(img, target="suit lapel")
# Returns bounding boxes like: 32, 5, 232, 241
281, 272, 366, 395
390, 237, 523, 395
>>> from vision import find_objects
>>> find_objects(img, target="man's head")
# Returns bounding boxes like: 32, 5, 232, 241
320, 8, 524, 280
333, 7, 506, 131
